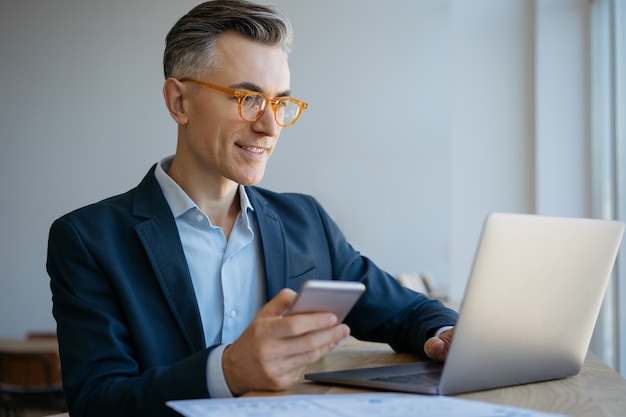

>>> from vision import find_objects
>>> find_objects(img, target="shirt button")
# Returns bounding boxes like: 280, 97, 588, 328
196, 214, 204, 222
229, 309, 237, 318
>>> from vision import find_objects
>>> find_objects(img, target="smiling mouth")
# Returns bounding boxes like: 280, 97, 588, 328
239, 145, 266, 154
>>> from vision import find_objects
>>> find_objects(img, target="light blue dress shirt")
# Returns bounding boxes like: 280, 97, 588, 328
155, 156, 265, 397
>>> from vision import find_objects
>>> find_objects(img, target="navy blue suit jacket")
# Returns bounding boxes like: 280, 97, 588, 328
47, 166, 458, 417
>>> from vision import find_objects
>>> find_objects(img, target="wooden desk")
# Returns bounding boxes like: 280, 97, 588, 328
45, 337, 626, 417
247, 338, 626, 417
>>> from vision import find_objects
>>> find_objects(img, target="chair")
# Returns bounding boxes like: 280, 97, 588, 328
396, 272, 457, 309
0, 350, 66, 417
25, 332, 58, 341
396, 272, 437, 296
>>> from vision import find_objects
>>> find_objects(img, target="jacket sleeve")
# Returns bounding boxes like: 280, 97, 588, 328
308, 196, 459, 356
47, 216, 211, 417
255, 188, 458, 357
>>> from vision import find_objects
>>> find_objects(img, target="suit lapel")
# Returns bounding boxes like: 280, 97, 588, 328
247, 188, 289, 299
132, 167, 206, 352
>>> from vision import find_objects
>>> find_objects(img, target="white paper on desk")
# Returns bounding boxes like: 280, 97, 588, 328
167, 393, 569, 417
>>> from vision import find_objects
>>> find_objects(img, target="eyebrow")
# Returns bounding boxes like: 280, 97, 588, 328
229, 81, 291, 98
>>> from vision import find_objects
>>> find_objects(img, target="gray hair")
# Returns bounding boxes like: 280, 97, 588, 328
163, 0, 293, 79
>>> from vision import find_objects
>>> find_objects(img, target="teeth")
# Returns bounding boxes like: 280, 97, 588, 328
244, 146, 264, 154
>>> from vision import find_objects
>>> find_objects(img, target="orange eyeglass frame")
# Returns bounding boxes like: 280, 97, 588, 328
178, 77, 308, 127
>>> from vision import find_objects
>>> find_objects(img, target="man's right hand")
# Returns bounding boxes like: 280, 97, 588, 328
221, 288, 350, 396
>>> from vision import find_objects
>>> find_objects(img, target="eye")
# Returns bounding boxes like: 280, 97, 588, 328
241, 93, 265, 109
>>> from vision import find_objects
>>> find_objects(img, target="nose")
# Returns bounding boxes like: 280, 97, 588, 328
251, 104, 281, 136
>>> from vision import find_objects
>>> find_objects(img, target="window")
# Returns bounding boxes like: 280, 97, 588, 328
589, 0, 625, 376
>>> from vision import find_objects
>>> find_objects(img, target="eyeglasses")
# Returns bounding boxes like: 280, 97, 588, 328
178, 77, 308, 127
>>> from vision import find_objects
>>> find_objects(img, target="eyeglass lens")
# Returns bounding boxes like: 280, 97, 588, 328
240, 93, 301, 126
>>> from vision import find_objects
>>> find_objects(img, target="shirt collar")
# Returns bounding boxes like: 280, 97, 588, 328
154, 155, 254, 219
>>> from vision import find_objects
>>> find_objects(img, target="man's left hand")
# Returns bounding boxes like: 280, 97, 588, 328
423, 327, 455, 362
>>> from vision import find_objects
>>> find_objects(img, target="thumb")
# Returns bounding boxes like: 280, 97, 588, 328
258, 288, 297, 318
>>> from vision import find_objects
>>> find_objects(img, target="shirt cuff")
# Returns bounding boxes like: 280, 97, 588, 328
206, 344, 234, 398
435, 326, 454, 337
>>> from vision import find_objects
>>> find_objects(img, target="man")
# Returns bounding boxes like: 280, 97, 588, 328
46, 1, 458, 416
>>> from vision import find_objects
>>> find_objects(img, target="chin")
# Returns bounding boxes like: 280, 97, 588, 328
237, 173, 265, 187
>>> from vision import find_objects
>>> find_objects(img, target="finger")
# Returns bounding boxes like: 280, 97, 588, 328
273, 312, 339, 339
264, 324, 351, 381
254, 321, 349, 376
283, 322, 350, 357
423, 337, 446, 361
223, 323, 349, 395
257, 288, 297, 318
423, 328, 454, 361
244, 318, 347, 364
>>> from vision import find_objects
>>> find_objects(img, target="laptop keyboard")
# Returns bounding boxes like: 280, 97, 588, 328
368, 370, 442, 385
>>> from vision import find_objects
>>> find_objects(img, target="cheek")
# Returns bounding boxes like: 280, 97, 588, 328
188, 94, 235, 125
190, 112, 240, 147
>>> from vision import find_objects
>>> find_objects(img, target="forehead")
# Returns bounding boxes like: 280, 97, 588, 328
208, 31, 290, 94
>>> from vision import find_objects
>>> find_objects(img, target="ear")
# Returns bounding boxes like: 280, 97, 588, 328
163, 78, 190, 125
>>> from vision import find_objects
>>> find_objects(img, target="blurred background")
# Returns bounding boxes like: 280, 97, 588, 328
0, 0, 624, 376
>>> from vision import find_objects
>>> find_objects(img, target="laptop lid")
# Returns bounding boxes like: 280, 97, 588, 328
306, 213, 625, 395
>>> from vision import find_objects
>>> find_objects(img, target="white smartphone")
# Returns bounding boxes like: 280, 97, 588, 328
284, 280, 366, 323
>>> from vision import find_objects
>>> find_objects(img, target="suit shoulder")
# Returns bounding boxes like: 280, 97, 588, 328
53, 188, 136, 225
53, 165, 158, 224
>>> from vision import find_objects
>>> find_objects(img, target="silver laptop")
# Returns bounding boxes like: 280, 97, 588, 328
306, 212, 625, 395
